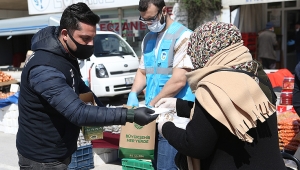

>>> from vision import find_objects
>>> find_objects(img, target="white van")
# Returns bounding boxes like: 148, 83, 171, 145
79, 31, 139, 100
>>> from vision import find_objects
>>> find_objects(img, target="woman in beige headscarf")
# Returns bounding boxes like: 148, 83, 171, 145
156, 21, 285, 170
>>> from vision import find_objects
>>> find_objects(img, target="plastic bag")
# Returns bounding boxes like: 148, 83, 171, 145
0, 91, 19, 108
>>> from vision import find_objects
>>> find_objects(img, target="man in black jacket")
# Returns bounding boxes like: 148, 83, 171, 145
17, 3, 157, 169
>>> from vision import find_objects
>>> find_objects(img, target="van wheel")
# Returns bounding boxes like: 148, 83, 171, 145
109, 94, 125, 101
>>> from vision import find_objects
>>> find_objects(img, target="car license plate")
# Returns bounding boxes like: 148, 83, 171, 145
125, 77, 134, 85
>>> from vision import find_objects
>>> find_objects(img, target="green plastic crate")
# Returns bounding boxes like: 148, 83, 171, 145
122, 158, 154, 170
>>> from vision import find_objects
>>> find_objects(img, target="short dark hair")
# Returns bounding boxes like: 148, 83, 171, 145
138, 0, 165, 12
59, 2, 100, 34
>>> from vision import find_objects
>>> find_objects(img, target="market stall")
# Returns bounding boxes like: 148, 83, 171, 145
0, 71, 19, 135
265, 69, 300, 169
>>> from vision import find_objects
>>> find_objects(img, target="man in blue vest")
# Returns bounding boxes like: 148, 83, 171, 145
17, 3, 157, 169
127, 0, 195, 169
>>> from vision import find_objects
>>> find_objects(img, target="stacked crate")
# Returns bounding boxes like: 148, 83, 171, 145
68, 131, 93, 170
0, 103, 18, 134
68, 144, 94, 170
241, 33, 258, 59
122, 158, 154, 170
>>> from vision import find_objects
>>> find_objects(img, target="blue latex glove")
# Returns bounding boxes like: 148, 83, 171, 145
127, 92, 139, 107
287, 40, 295, 46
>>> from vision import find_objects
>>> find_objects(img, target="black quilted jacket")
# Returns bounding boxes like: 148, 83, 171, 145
17, 26, 127, 163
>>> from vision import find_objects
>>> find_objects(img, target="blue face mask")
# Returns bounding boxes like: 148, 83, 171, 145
66, 30, 94, 59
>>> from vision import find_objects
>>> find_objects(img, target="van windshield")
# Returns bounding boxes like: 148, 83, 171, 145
93, 34, 134, 57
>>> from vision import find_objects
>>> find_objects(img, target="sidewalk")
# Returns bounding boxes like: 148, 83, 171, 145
0, 132, 122, 170
0, 132, 18, 170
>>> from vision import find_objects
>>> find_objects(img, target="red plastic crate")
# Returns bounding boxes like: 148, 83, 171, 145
247, 44, 256, 52
241, 32, 257, 39
242, 32, 257, 46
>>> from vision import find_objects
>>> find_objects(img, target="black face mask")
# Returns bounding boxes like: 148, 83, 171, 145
66, 30, 94, 60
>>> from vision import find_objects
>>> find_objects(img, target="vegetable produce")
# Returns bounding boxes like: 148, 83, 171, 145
0, 71, 14, 83
0, 92, 15, 99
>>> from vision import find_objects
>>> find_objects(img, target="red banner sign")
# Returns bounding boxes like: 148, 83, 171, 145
99, 21, 147, 31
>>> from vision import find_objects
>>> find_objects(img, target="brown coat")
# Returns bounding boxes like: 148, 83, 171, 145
257, 30, 278, 60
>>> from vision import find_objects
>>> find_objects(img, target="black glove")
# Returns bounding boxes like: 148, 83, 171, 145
126, 107, 157, 126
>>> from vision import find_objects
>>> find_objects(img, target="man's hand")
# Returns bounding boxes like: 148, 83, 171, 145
155, 98, 177, 108
127, 92, 139, 107
132, 107, 158, 126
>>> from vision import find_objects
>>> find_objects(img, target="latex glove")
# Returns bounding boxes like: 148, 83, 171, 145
158, 119, 171, 138
127, 107, 158, 126
127, 92, 139, 107
155, 98, 177, 108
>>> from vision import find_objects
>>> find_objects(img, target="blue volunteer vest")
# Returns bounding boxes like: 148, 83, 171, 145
143, 22, 195, 106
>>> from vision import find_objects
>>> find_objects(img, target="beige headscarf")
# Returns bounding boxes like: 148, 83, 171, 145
186, 21, 276, 142
184, 21, 275, 170
187, 42, 275, 142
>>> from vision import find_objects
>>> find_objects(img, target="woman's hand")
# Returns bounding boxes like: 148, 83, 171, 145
155, 98, 177, 108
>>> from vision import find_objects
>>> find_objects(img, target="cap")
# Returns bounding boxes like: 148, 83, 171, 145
266, 22, 274, 29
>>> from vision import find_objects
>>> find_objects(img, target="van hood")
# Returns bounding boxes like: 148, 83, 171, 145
92, 54, 137, 62
91, 54, 139, 74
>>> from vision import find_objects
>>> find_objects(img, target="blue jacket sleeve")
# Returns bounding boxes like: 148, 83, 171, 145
29, 66, 127, 126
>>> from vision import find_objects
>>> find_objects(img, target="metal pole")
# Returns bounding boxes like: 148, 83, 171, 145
118, 8, 123, 36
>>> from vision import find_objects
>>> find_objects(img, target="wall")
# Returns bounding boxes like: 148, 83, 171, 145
0, 10, 28, 19
173, 1, 221, 30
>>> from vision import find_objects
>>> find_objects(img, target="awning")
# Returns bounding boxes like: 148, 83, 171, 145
0, 14, 61, 36
223, 0, 296, 6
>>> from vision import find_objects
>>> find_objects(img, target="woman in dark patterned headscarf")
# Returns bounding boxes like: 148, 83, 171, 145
188, 21, 256, 71
156, 21, 285, 170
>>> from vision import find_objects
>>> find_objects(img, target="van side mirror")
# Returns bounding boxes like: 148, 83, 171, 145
87, 58, 90, 61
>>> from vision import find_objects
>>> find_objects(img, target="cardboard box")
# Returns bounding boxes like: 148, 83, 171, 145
0, 80, 18, 87
79, 92, 96, 105
79, 92, 103, 141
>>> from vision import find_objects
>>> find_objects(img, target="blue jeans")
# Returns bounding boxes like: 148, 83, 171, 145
153, 133, 178, 170
18, 152, 70, 170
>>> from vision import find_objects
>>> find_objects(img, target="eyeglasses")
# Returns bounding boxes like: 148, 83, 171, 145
139, 10, 161, 24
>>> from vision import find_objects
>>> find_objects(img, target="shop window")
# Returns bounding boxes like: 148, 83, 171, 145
267, 11, 282, 29
98, 20, 149, 57
284, 1, 297, 8
267, 2, 282, 9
